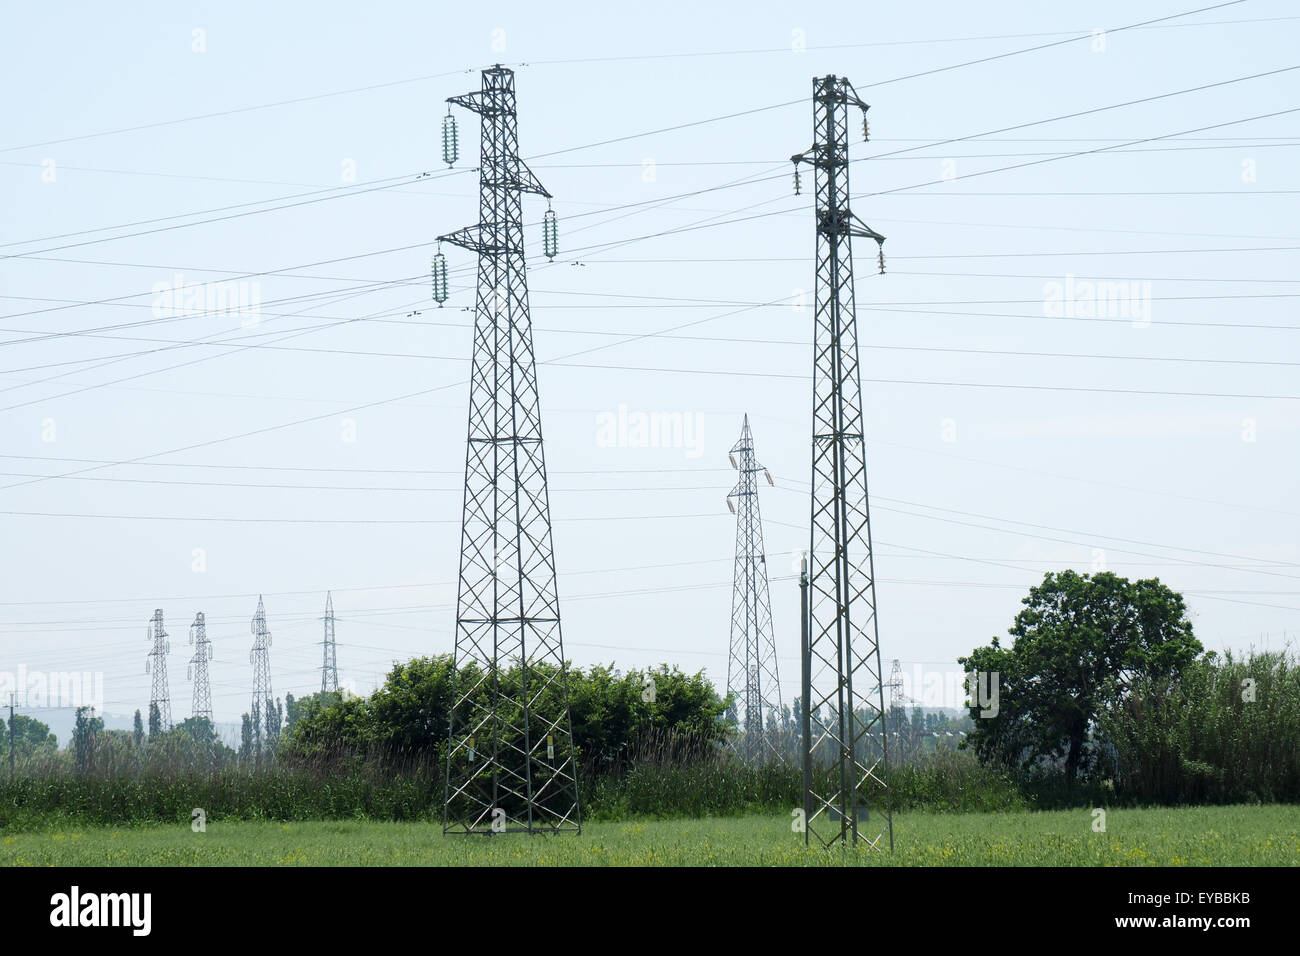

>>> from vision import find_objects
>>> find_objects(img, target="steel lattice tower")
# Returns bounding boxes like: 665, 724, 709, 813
439, 65, 581, 835
146, 608, 171, 732
321, 592, 338, 694
887, 658, 905, 708
725, 415, 783, 763
792, 74, 893, 851
249, 595, 273, 755
188, 612, 213, 723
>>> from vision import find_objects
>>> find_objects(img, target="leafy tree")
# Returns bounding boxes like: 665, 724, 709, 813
0, 713, 57, 759
265, 697, 282, 747
239, 713, 253, 762
146, 717, 234, 769
148, 702, 162, 738
171, 716, 218, 747
72, 706, 105, 773
959, 570, 1201, 779
250, 705, 263, 756
132, 709, 144, 748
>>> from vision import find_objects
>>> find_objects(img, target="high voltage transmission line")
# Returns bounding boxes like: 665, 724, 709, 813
7, 104, 1289, 416
792, 74, 893, 852
145, 608, 171, 732
7, 0, 1289, 764
188, 612, 213, 723
725, 416, 783, 764
249, 596, 273, 759
438, 66, 581, 836
0, 0, 1250, 157
321, 592, 338, 694
11, 48, 1292, 326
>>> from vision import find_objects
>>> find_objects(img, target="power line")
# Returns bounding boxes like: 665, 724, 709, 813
0, 290, 424, 414
863, 105, 1300, 198
0, 508, 728, 525
513, 7, 1281, 68
873, 189, 1300, 197
864, 304, 1300, 332
868, 437, 1300, 522
0, 0, 1257, 158
0, 68, 474, 154
6, 9, 1269, 273
0, 171, 445, 253
0, 165, 784, 330
10, 323, 1300, 376
863, 63, 1300, 163
0, 454, 730, 477
891, 269, 1300, 284
854, 1, 1250, 90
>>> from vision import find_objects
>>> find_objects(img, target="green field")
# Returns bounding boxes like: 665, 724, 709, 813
2, 805, 1296, 866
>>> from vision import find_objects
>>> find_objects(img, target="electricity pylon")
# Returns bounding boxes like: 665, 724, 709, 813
439, 65, 581, 835
249, 596, 273, 757
886, 658, 906, 708
725, 415, 783, 763
791, 74, 893, 852
321, 592, 338, 694
146, 608, 171, 732
188, 612, 213, 723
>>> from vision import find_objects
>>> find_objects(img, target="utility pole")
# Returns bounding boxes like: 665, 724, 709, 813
321, 592, 338, 694
146, 608, 172, 733
7, 693, 14, 778
792, 74, 893, 852
249, 596, 273, 762
439, 65, 581, 835
725, 415, 782, 763
188, 612, 213, 723
799, 559, 811, 845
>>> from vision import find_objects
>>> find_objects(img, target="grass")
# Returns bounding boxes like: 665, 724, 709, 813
2, 805, 1295, 866
0, 747, 1028, 829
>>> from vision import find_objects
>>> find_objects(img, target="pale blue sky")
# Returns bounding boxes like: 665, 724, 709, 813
2, 1, 1298, 729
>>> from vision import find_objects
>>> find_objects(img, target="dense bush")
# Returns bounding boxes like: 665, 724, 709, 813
281, 656, 729, 772
1097, 650, 1300, 804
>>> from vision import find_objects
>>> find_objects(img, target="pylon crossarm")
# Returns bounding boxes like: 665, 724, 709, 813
849, 213, 885, 244
438, 224, 499, 255
515, 159, 551, 198
447, 89, 492, 115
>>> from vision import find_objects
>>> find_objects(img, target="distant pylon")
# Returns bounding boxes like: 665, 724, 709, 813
725, 415, 783, 763
887, 659, 905, 707
249, 596, 273, 755
792, 74, 893, 851
188, 612, 213, 723
439, 65, 581, 835
321, 592, 338, 694
146, 608, 171, 732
